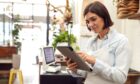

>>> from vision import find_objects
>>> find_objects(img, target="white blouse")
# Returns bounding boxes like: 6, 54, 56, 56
84, 28, 132, 84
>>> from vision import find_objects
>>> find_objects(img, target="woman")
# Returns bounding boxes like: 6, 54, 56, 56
66, 1, 131, 84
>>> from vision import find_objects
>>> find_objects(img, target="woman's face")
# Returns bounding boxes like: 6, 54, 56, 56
85, 12, 105, 33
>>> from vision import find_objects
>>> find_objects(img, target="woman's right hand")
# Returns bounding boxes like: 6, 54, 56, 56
77, 51, 96, 65
65, 57, 78, 72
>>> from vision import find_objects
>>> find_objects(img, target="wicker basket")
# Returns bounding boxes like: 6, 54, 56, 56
117, 0, 139, 19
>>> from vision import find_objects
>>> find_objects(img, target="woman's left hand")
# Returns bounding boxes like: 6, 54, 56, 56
65, 57, 78, 72
77, 51, 96, 65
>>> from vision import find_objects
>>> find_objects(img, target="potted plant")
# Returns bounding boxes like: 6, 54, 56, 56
12, 15, 22, 52
52, 31, 79, 50
51, 0, 79, 50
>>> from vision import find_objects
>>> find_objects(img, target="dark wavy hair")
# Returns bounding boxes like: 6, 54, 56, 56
83, 1, 113, 30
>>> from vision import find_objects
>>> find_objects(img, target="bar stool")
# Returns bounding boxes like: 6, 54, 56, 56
8, 54, 23, 84
9, 69, 23, 84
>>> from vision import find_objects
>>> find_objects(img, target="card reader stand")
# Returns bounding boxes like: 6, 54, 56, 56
45, 64, 61, 73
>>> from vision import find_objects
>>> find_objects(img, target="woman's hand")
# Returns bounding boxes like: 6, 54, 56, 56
65, 57, 78, 72
77, 51, 96, 65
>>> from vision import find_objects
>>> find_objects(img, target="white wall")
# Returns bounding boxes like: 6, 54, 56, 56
119, 19, 140, 84
121, 20, 140, 70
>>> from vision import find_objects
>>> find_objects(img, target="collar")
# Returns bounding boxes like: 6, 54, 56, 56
90, 28, 115, 43
95, 28, 110, 41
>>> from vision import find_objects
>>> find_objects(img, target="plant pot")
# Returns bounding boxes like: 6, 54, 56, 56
12, 54, 20, 69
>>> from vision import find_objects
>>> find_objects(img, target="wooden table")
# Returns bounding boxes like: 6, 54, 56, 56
125, 70, 140, 84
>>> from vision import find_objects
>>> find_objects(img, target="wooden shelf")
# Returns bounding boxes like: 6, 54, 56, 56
0, 46, 17, 78
0, 71, 10, 74
125, 70, 140, 84
0, 59, 12, 63
0, 46, 17, 57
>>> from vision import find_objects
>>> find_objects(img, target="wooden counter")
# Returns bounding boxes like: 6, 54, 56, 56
0, 46, 17, 78
125, 70, 140, 84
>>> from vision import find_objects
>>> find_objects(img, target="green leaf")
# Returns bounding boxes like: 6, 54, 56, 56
52, 31, 77, 48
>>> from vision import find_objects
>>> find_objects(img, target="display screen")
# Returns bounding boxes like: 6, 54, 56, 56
43, 47, 55, 64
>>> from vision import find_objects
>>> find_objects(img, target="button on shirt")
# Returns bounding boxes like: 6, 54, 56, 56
85, 28, 131, 84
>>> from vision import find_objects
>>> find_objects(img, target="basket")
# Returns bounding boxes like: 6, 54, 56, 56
117, 0, 139, 19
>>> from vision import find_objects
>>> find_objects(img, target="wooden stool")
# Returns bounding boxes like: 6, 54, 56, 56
9, 69, 23, 84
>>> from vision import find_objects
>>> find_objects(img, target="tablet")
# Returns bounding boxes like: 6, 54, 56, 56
57, 46, 93, 72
